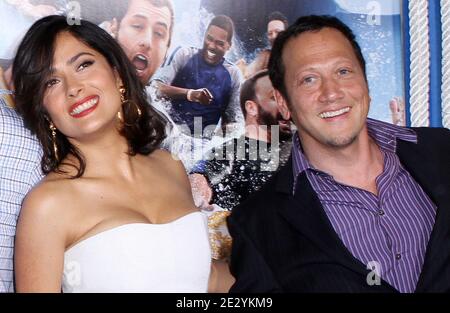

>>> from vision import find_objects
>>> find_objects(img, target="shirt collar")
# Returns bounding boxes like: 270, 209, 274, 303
366, 118, 417, 152
291, 118, 417, 195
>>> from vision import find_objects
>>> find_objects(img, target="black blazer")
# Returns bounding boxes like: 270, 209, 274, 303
228, 127, 450, 292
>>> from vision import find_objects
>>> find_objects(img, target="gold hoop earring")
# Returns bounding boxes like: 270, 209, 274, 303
117, 110, 124, 123
49, 122, 59, 162
118, 86, 142, 126
119, 86, 126, 103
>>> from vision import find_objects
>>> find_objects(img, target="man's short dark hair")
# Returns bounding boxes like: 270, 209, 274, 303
268, 15, 367, 102
240, 70, 269, 118
207, 15, 235, 44
267, 11, 288, 29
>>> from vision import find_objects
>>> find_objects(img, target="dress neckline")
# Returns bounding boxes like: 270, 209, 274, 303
65, 211, 203, 254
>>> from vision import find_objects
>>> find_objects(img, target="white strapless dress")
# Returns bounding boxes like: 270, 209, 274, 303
62, 212, 211, 292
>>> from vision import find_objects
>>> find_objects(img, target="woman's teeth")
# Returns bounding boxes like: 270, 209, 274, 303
70, 98, 98, 115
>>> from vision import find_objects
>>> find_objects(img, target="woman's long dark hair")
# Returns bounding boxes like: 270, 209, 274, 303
12, 15, 166, 178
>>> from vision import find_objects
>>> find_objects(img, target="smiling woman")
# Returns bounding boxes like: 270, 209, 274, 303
13, 15, 166, 177
11, 15, 234, 293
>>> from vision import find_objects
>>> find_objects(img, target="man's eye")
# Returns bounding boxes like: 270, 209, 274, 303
303, 76, 315, 84
339, 68, 351, 75
132, 24, 143, 30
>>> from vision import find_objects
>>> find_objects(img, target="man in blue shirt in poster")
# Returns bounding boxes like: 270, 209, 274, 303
152, 15, 243, 138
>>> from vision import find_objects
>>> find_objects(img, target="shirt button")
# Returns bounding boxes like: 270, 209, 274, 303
378, 210, 385, 216
395, 254, 402, 260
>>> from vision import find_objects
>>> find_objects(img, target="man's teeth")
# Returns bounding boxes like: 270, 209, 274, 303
207, 51, 216, 58
70, 98, 98, 115
136, 54, 147, 61
319, 107, 350, 119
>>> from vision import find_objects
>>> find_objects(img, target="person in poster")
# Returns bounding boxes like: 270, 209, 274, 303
238, 11, 289, 79
99, 0, 175, 85
152, 14, 243, 139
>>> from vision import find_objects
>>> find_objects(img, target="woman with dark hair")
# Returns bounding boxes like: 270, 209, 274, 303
12, 15, 233, 292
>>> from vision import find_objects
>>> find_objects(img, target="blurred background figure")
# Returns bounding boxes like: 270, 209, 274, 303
267, 11, 289, 47
389, 96, 406, 126
4, 0, 58, 19
0, 67, 14, 108
189, 70, 292, 211
0, 0, 60, 103
237, 11, 288, 79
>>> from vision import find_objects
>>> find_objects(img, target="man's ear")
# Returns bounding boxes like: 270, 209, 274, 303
274, 89, 291, 121
225, 40, 232, 52
111, 18, 119, 38
245, 100, 258, 117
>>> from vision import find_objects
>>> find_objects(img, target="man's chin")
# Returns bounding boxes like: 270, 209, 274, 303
204, 59, 217, 65
136, 70, 151, 84
325, 134, 358, 148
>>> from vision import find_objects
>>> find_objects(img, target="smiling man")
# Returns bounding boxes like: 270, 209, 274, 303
152, 15, 243, 137
227, 15, 450, 293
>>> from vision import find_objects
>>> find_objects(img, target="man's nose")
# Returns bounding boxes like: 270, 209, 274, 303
206, 39, 216, 51
318, 77, 344, 103
138, 29, 153, 49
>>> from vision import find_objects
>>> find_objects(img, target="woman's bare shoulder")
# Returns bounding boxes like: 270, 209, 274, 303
144, 150, 197, 214
148, 148, 188, 178
21, 173, 79, 224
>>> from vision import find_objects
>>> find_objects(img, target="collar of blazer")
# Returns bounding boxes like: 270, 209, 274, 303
395, 130, 450, 292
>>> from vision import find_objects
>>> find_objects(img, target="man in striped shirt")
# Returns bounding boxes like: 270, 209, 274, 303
228, 15, 450, 292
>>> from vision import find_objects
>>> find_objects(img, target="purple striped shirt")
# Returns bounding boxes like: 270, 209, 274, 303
292, 118, 436, 292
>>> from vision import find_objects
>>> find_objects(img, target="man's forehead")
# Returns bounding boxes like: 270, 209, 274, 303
206, 25, 229, 42
256, 76, 273, 92
268, 20, 285, 30
285, 28, 354, 56
125, 0, 172, 25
